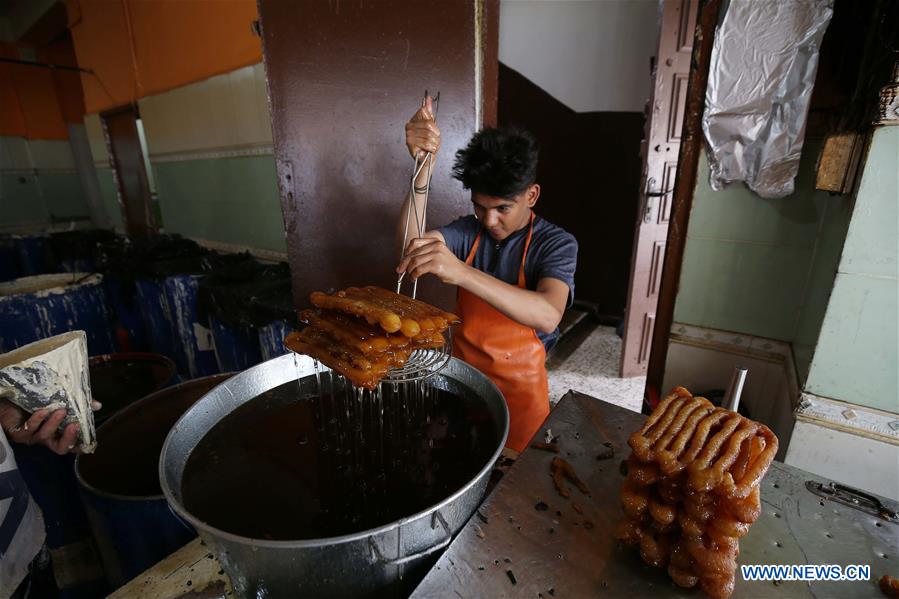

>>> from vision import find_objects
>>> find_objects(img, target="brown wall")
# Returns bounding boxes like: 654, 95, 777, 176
259, 0, 497, 311
498, 63, 643, 318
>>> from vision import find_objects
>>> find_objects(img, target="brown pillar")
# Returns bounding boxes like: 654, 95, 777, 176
102, 106, 157, 238
258, 0, 498, 310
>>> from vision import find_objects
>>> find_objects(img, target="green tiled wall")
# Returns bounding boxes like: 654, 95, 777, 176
677, 126, 898, 411
806, 273, 897, 411
153, 155, 286, 253
0, 171, 89, 224
806, 127, 898, 412
1, 136, 91, 227
677, 238, 816, 340
0, 173, 47, 223
40, 172, 90, 220
791, 195, 853, 381
674, 138, 844, 345
839, 129, 898, 280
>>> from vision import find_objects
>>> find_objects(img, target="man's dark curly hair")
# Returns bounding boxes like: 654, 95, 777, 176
451, 127, 539, 200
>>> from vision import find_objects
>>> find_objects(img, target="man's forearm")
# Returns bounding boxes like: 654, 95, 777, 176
396, 155, 437, 254
457, 266, 563, 334
396, 189, 429, 255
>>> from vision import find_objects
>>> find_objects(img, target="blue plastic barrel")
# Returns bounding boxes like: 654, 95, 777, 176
162, 275, 217, 378
0, 237, 20, 282
75, 373, 232, 589
135, 279, 177, 359
11, 234, 47, 275
0, 274, 115, 356
209, 316, 262, 372
257, 319, 293, 361
104, 276, 149, 352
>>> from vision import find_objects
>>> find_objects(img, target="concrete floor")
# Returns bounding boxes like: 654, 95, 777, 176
547, 322, 645, 413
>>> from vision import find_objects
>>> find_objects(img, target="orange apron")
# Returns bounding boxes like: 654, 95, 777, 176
453, 212, 549, 452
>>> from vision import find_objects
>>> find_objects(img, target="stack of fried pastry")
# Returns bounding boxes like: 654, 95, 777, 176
284, 286, 460, 389
616, 387, 778, 599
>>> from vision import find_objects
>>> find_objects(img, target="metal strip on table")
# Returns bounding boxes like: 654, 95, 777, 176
412, 391, 899, 598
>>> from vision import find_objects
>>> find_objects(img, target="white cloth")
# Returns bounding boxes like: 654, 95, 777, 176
0, 429, 45, 599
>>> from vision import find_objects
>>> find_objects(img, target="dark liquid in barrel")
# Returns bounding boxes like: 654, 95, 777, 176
182, 375, 498, 540
90, 359, 168, 422
79, 376, 227, 497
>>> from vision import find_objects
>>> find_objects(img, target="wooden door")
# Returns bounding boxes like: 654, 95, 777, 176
620, 0, 697, 378
102, 106, 156, 237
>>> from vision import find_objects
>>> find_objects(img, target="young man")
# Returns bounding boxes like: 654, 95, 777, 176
397, 97, 578, 452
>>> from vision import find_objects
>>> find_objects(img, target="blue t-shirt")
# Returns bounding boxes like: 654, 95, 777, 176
438, 214, 578, 350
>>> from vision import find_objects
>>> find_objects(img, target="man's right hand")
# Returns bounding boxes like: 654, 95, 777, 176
405, 96, 441, 162
397, 95, 442, 252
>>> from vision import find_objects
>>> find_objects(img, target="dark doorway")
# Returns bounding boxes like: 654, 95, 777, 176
497, 63, 644, 320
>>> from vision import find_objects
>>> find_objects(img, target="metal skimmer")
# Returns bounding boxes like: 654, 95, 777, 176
389, 91, 452, 383
397, 90, 440, 300
383, 328, 453, 384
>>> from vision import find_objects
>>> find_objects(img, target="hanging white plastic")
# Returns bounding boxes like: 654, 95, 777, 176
702, 0, 833, 198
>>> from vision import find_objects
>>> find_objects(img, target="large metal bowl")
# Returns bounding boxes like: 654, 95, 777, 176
160, 353, 508, 598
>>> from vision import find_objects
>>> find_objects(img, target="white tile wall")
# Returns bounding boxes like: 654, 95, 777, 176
138, 63, 273, 159
0, 137, 76, 172
0, 136, 32, 171
27, 139, 76, 171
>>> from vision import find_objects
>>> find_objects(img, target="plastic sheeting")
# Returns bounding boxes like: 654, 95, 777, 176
703, 0, 833, 198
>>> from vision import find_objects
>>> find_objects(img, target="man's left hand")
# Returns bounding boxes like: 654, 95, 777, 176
0, 401, 80, 455
397, 238, 467, 286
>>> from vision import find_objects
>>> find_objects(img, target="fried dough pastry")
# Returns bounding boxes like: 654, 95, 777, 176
309, 291, 404, 333
880, 575, 899, 598
298, 309, 393, 355
284, 329, 392, 390
551, 456, 590, 498
616, 387, 778, 599
410, 329, 447, 350
290, 287, 460, 389
312, 286, 460, 337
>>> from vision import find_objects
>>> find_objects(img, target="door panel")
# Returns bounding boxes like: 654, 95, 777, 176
620, 0, 697, 378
